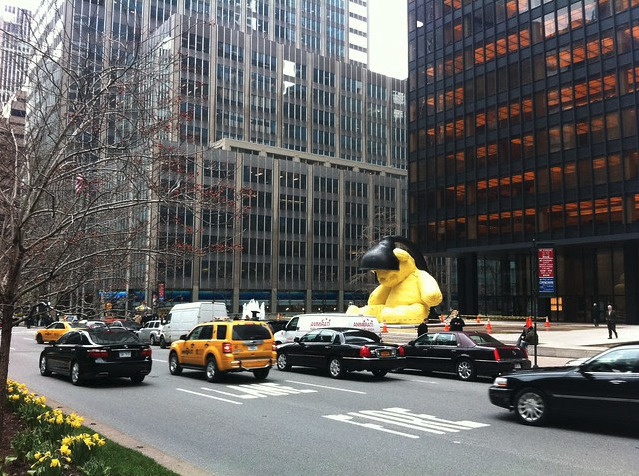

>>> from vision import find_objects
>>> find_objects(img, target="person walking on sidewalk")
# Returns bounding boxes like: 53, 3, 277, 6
606, 304, 618, 339
417, 317, 429, 336
448, 309, 465, 331
590, 302, 601, 327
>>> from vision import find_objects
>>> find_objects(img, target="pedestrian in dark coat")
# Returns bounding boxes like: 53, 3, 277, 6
591, 302, 601, 327
417, 317, 429, 336
606, 304, 618, 338
448, 309, 465, 331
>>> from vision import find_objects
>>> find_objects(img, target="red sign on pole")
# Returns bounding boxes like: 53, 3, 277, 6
538, 248, 555, 294
158, 282, 165, 301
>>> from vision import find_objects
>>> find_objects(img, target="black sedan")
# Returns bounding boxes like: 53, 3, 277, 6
276, 327, 405, 379
39, 328, 152, 385
401, 331, 530, 381
489, 343, 639, 426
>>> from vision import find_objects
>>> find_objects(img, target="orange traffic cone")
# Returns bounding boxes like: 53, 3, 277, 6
440, 314, 444, 322
444, 322, 450, 331
544, 316, 551, 329
476, 314, 481, 324
526, 316, 533, 328
485, 319, 493, 333
382, 322, 388, 333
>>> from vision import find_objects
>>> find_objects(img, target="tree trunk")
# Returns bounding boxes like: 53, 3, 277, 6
0, 303, 15, 445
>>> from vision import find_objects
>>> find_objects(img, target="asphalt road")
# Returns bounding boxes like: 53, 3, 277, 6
5, 327, 638, 476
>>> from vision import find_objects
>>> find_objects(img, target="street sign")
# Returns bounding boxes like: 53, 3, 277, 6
538, 248, 555, 295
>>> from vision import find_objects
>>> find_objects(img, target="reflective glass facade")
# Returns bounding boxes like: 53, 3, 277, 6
408, 0, 639, 323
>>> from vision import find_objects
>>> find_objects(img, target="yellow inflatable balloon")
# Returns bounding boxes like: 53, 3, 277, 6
346, 247, 442, 325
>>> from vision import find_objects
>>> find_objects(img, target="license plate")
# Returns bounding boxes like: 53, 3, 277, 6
379, 350, 390, 357
119, 351, 131, 358
514, 363, 521, 369
248, 345, 257, 351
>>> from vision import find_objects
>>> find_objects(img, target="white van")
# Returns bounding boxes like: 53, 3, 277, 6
159, 302, 228, 348
273, 313, 381, 345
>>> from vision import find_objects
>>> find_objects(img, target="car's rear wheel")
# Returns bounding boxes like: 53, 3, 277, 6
159, 336, 167, 349
36, 334, 43, 344
276, 352, 291, 371
328, 357, 345, 379
205, 357, 223, 383
371, 370, 387, 378
39, 355, 51, 376
168, 352, 182, 375
253, 368, 270, 380
150, 335, 157, 345
455, 358, 476, 381
70, 361, 82, 386
130, 374, 145, 383
515, 388, 549, 426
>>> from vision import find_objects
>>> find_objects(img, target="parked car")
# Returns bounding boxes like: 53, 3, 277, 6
109, 320, 142, 334
169, 320, 276, 382
489, 343, 639, 425
38, 328, 152, 385
276, 327, 405, 379
401, 331, 531, 381
35, 322, 83, 344
138, 320, 163, 345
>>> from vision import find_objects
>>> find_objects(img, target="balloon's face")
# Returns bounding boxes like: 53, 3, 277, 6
375, 268, 405, 288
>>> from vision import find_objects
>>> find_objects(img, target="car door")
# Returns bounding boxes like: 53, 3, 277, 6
180, 326, 206, 366
289, 330, 323, 367
189, 324, 214, 366
403, 333, 438, 371
56, 331, 83, 375
46, 332, 71, 372
557, 348, 639, 417
429, 333, 460, 372
43, 322, 65, 342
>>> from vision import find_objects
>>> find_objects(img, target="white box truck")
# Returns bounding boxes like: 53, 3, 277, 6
273, 313, 381, 345
159, 302, 228, 348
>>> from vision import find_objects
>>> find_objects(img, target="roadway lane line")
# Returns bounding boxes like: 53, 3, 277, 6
323, 415, 420, 438
176, 388, 243, 404
152, 359, 167, 363
284, 380, 367, 394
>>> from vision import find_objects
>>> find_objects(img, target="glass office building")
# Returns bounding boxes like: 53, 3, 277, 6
407, 0, 639, 323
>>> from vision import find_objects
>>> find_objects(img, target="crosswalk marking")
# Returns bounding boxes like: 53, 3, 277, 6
176, 388, 243, 404
202, 382, 317, 399
323, 407, 489, 438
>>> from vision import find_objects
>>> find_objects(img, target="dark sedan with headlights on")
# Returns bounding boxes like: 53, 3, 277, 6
489, 343, 639, 426
276, 327, 405, 379
401, 331, 531, 381
39, 328, 152, 385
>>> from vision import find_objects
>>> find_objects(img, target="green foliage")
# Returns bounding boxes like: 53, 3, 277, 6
78, 457, 112, 476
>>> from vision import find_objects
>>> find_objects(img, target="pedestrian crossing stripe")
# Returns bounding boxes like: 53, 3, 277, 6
323, 407, 489, 438
201, 382, 318, 399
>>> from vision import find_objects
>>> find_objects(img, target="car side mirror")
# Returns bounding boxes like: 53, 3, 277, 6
294, 337, 300, 343
407, 340, 415, 346
180, 334, 187, 340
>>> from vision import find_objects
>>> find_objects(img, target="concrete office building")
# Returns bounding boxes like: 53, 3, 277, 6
30, 0, 407, 315
407, 0, 639, 323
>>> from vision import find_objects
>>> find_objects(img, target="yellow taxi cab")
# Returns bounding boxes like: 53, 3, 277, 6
35, 321, 83, 344
168, 320, 276, 382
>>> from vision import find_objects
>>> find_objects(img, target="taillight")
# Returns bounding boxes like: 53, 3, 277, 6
141, 348, 152, 357
272, 342, 277, 351
398, 346, 405, 357
359, 346, 372, 358
222, 342, 232, 353
493, 348, 501, 361
87, 349, 108, 358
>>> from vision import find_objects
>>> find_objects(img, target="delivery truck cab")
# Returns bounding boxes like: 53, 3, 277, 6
160, 302, 228, 348
273, 313, 381, 345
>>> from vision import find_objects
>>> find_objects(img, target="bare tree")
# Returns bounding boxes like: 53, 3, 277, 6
0, 10, 249, 442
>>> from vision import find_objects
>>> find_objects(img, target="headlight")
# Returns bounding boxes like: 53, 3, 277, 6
493, 376, 508, 387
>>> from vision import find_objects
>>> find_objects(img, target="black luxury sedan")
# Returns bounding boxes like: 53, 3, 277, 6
39, 328, 152, 385
401, 331, 531, 381
489, 343, 639, 425
276, 327, 405, 378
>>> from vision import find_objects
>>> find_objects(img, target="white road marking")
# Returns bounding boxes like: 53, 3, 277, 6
285, 380, 367, 394
201, 382, 317, 399
323, 407, 490, 438
176, 388, 243, 404
152, 359, 167, 363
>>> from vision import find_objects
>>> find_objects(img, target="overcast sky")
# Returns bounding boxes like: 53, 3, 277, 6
2, 0, 408, 79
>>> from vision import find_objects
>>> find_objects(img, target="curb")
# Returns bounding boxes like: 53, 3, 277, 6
45, 397, 214, 476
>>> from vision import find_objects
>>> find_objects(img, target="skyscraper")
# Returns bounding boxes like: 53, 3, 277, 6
29, 0, 407, 316
0, 3, 31, 105
407, 0, 638, 324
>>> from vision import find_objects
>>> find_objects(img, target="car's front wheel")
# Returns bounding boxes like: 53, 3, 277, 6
515, 388, 549, 426
39, 355, 51, 376
70, 361, 82, 386
36, 334, 43, 344
168, 352, 182, 375
159, 335, 167, 349
455, 358, 476, 381
150, 334, 157, 345
253, 368, 270, 380
205, 357, 223, 383
328, 357, 345, 379
276, 353, 291, 371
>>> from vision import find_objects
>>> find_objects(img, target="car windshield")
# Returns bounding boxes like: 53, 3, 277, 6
88, 329, 142, 345
232, 324, 271, 340
342, 329, 380, 344
467, 333, 502, 345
